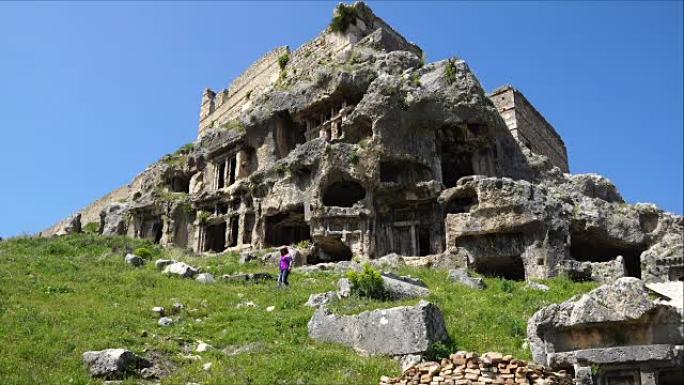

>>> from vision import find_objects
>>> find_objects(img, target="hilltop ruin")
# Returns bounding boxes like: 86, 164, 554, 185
44, 2, 682, 285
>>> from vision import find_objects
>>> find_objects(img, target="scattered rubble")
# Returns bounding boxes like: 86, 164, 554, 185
162, 262, 199, 278
380, 351, 573, 385
124, 253, 144, 267
447, 268, 484, 290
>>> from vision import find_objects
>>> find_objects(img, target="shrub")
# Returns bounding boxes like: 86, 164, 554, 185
346, 264, 387, 300
444, 59, 458, 85
330, 3, 358, 33
133, 247, 153, 259
82, 222, 100, 234
278, 52, 290, 71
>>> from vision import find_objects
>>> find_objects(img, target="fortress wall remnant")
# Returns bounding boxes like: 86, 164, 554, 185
198, 46, 289, 137
488, 85, 569, 172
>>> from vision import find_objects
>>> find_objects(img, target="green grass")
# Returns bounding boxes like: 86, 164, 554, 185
0, 235, 597, 384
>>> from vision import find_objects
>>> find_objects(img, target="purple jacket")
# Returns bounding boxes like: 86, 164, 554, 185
279, 254, 292, 270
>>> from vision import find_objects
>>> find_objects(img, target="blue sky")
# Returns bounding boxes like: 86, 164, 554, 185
0, 1, 682, 236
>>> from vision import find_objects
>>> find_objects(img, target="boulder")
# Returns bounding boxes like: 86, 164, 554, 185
448, 268, 485, 290
305, 291, 339, 308
58, 213, 82, 235
124, 254, 144, 267
100, 203, 129, 236
381, 272, 430, 300
526, 281, 550, 292
222, 272, 274, 282
162, 262, 198, 278
527, 277, 683, 369
370, 253, 405, 270
155, 259, 177, 271
82, 348, 151, 379
307, 300, 448, 356
337, 278, 352, 298
158, 317, 173, 327
195, 273, 215, 284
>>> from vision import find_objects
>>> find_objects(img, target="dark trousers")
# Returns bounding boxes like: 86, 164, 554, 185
278, 269, 290, 286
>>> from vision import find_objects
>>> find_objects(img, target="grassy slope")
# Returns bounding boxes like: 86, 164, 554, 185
0, 235, 597, 385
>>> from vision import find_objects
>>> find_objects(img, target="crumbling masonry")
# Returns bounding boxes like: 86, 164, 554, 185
45, 2, 682, 286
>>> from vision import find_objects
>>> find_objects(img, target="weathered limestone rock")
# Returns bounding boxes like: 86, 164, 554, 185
124, 253, 144, 267
162, 262, 199, 278
528, 277, 683, 384
369, 253, 405, 270
57, 213, 82, 235
337, 278, 353, 298
305, 291, 339, 308
82, 348, 151, 379
195, 273, 215, 284
155, 259, 176, 270
99, 203, 129, 236
447, 268, 485, 290
222, 272, 274, 282
158, 317, 173, 327
381, 272, 430, 300
307, 300, 448, 356
559, 256, 626, 283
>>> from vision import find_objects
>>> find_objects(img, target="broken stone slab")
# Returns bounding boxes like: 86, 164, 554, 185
151, 306, 165, 316
155, 259, 177, 271
305, 291, 339, 308
559, 257, 626, 283
82, 348, 151, 379
307, 300, 448, 356
124, 254, 144, 267
222, 272, 274, 282
527, 277, 684, 368
162, 262, 199, 278
296, 261, 363, 274
195, 273, 215, 284
526, 281, 550, 291
398, 353, 422, 372
548, 344, 684, 369
380, 272, 430, 300
337, 278, 352, 298
448, 268, 485, 290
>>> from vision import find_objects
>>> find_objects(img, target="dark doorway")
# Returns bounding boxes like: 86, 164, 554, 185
229, 216, 239, 247
473, 254, 526, 280
311, 237, 353, 264
322, 181, 366, 207
152, 221, 163, 244
569, 230, 646, 278
418, 226, 431, 256
169, 176, 190, 193
205, 222, 227, 252
265, 206, 311, 246
228, 157, 237, 186
217, 161, 226, 189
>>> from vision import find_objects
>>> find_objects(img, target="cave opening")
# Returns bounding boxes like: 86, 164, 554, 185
265, 206, 311, 246
445, 189, 479, 214
204, 222, 227, 252
169, 175, 190, 193
569, 230, 646, 278
322, 181, 365, 207
380, 161, 432, 184
310, 237, 353, 264
152, 221, 163, 244
473, 254, 526, 280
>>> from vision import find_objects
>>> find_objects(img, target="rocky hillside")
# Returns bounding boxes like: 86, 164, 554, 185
0, 234, 598, 384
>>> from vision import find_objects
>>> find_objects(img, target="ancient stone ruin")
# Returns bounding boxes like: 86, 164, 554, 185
42, 3, 682, 382
44, 2, 681, 287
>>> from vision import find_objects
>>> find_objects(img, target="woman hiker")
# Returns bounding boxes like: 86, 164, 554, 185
277, 247, 293, 287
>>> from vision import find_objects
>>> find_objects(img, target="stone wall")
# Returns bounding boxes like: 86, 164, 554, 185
488, 85, 569, 173
198, 46, 289, 136
380, 351, 573, 385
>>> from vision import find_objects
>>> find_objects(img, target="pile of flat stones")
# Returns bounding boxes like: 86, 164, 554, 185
380, 351, 573, 385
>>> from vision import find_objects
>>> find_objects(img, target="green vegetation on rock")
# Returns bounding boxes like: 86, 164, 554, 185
330, 3, 359, 33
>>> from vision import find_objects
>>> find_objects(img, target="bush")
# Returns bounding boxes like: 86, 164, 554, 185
444, 59, 458, 85
82, 222, 100, 234
330, 3, 358, 33
133, 247, 153, 259
278, 52, 290, 71
346, 264, 387, 300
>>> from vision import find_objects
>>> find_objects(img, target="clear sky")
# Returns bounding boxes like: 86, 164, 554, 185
0, 1, 682, 237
